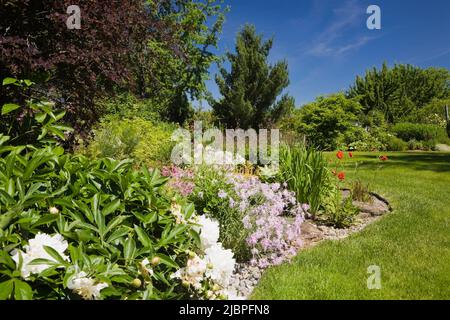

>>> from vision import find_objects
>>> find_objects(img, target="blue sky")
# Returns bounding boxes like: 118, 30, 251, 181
203, 0, 450, 108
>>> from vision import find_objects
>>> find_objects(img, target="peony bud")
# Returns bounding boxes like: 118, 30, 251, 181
207, 263, 214, 269
151, 256, 160, 266
49, 207, 59, 215
132, 278, 142, 288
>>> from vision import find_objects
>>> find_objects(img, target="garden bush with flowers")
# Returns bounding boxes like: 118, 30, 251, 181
0, 82, 240, 300
0, 79, 384, 301
162, 158, 308, 269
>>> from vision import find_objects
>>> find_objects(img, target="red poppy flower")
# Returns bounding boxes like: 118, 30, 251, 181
337, 172, 345, 181
336, 151, 344, 160
379, 155, 388, 161
349, 152, 353, 158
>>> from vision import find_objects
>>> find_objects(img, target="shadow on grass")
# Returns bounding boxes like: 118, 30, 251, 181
353, 152, 450, 173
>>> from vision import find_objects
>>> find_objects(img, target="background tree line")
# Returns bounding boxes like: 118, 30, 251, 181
1, 1, 449, 154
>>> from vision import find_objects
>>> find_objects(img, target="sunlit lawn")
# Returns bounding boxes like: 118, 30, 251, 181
251, 152, 450, 299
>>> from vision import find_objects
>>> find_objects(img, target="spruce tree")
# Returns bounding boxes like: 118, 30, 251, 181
212, 24, 294, 129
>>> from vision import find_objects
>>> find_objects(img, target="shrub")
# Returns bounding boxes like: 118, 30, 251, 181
318, 151, 359, 228
232, 175, 305, 268
423, 139, 438, 151
0, 140, 204, 300
98, 94, 163, 123
166, 164, 307, 267
344, 129, 389, 152
351, 180, 372, 203
407, 139, 424, 151
347, 137, 385, 152
392, 122, 448, 143
0, 87, 237, 300
278, 144, 330, 215
78, 117, 177, 167
386, 136, 408, 151
0, 78, 73, 147
321, 189, 359, 228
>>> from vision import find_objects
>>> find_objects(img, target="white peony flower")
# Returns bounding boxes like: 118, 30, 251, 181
172, 254, 207, 290
11, 233, 70, 279
204, 243, 235, 287
193, 215, 220, 250
185, 255, 207, 287
67, 271, 108, 300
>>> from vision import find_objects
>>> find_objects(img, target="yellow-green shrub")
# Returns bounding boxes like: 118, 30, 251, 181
78, 116, 177, 167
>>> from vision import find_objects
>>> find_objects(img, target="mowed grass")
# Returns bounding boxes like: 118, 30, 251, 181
251, 152, 450, 300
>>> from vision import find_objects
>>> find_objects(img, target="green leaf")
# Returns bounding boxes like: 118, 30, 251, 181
53, 146, 65, 156
13, 280, 33, 300
123, 237, 136, 261
0, 251, 16, 269
35, 113, 47, 123
105, 215, 130, 235
189, 229, 201, 248
37, 128, 48, 141
103, 199, 121, 216
2, 78, 16, 86
134, 225, 152, 248
47, 126, 66, 140
0, 134, 10, 146
23, 79, 34, 87
1, 103, 20, 115
0, 280, 14, 300
6, 178, 15, 196
43, 246, 68, 265
106, 226, 131, 243
31, 214, 59, 228
27, 258, 58, 266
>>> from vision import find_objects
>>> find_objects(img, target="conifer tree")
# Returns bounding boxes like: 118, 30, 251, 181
212, 24, 294, 129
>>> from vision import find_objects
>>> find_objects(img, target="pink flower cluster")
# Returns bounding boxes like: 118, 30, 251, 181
227, 174, 307, 268
161, 166, 195, 197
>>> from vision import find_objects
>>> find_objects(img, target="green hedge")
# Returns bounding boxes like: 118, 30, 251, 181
392, 122, 448, 143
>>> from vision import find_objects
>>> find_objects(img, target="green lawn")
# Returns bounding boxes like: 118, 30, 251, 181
251, 152, 450, 300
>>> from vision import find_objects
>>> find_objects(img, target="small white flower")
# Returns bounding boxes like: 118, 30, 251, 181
67, 271, 108, 300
